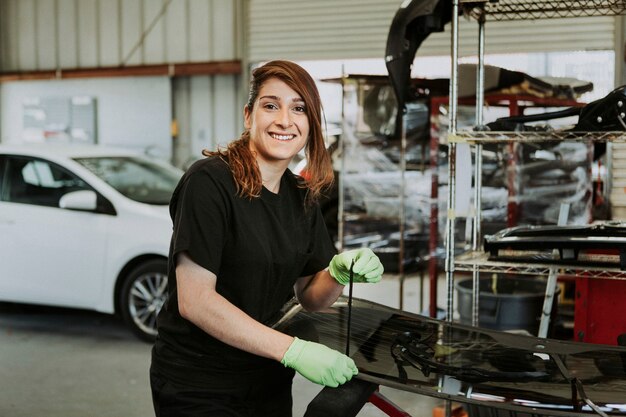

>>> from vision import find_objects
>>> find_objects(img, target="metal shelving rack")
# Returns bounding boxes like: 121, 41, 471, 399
455, 250, 626, 279
445, 0, 626, 329
451, 130, 626, 144
462, 0, 626, 20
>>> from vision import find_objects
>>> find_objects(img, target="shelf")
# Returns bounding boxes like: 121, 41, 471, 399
454, 250, 626, 279
461, 0, 626, 21
449, 130, 626, 144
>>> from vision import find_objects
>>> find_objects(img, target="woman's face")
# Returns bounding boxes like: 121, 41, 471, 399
245, 77, 310, 167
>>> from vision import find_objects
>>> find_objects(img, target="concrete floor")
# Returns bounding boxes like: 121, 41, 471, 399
0, 273, 449, 417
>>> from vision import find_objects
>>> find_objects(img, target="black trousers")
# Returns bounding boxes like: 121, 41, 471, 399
150, 361, 295, 417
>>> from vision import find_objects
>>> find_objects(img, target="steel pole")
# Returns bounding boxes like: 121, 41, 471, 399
472, 13, 486, 327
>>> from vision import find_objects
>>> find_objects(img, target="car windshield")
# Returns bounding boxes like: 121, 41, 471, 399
74, 156, 182, 205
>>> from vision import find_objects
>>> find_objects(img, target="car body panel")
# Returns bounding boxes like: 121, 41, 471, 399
97, 204, 171, 313
0, 200, 109, 308
483, 222, 626, 269
275, 296, 626, 416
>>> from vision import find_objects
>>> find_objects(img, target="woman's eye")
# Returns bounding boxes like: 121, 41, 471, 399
264, 103, 278, 110
293, 105, 306, 113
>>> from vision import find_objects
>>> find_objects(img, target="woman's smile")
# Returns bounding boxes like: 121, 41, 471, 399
269, 133, 296, 141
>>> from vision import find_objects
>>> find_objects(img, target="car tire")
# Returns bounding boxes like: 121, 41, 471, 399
120, 259, 168, 342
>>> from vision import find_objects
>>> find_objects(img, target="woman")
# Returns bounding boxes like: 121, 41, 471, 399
150, 60, 384, 417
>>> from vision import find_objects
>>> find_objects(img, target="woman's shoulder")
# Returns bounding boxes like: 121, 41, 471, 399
172, 157, 233, 196
183, 156, 232, 183
186, 155, 229, 174
169, 157, 233, 217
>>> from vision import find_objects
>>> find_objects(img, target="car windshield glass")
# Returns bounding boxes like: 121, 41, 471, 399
74, 156, 182, 205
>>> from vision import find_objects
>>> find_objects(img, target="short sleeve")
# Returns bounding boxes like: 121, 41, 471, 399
300, 204, 337, 277
170, 170, 229, 275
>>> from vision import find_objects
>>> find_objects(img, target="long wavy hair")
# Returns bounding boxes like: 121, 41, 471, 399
202, 60, 334, 205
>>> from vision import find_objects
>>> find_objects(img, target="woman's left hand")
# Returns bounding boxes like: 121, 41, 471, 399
328, 248, 384, 285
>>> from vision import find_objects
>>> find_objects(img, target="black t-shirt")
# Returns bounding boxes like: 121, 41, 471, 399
154, 156, 336, 378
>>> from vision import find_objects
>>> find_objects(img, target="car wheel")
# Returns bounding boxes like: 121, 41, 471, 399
120, 259, 168, 342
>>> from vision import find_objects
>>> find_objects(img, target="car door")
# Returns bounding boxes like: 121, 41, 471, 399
0, 155, 109, 309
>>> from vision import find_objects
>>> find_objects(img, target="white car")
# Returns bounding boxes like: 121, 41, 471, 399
0, 143, 183, 341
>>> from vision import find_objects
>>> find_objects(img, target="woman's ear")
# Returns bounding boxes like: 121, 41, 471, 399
243, 105, 251, 129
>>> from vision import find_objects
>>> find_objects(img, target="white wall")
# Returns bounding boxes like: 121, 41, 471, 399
0, 76, 173, 160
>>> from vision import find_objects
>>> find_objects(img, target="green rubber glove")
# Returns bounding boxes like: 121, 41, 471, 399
328, 248, 384, 285
280, 337, 358, 387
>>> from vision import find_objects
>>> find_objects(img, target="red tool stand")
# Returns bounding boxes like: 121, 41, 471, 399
575, 277, 626, 345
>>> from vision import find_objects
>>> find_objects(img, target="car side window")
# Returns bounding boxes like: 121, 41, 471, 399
3, 156, 91, 208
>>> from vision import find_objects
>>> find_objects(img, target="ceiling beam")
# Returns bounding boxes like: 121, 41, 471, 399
0, 60, 241, 82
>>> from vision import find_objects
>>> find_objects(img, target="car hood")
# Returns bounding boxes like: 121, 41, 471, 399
141, 203, 171, 221
119, 199, 171, 223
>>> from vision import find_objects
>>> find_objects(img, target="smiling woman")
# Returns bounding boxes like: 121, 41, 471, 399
150, 60, 385, 417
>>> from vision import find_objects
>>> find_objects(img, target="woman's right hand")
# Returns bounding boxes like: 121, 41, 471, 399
280, 337, 357, 387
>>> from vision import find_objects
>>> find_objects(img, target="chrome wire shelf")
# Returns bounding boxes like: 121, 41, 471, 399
461, 0, 626, 21
450, 130, 626, 144
455, 250, 626, 279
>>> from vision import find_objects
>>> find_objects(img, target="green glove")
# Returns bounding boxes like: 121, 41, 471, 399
280, 337, 358, 387
328, 248, 384, 285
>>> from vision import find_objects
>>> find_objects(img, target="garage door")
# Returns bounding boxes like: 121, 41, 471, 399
247, 0, 616, 62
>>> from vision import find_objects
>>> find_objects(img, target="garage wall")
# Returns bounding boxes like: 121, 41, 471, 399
0, 0, 244, 168
247, 0, 617, 62
0, 0, 617, 76
0, 0, 243, 72
0, 0, 617, 168
0, 76, 173, 156
0, 74, 242, 166
172, 74, 243, 168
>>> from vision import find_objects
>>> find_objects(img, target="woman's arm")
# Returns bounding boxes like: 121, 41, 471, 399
294, 269, 344, 312
176, 252, 293, 361
176, 251, 358, 388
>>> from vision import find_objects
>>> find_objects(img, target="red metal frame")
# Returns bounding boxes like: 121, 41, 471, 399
368, 390, 414, 416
